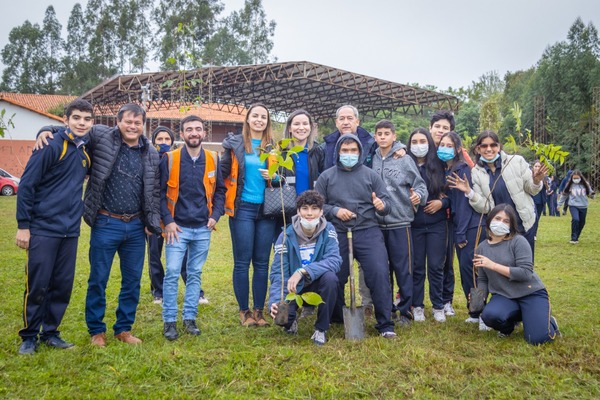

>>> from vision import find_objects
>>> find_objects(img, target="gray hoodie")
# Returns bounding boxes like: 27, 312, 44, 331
315, 134, 391, 232
372, 142, 428, 229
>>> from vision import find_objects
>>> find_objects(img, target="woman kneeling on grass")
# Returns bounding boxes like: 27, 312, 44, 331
474, 204, 560, 345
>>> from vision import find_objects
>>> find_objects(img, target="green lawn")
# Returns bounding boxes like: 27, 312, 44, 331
0, 195, 598, 399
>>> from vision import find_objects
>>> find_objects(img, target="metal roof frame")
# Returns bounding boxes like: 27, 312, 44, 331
81, 61, 459, 122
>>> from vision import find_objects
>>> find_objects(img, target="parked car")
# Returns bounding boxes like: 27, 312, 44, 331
0, 167, 20, 184
0, 176, 18, 196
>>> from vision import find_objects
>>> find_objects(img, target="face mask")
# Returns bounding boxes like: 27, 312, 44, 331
482, 153, 500, 163
490, 220, 510, 236
339, 154, 359, 168
156, 143, 171, 157
411, 144, 429, 158
572, 178, 581, 184
437, 147, 455, 162
300, 217, 320, 231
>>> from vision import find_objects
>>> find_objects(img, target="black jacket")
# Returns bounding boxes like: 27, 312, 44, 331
281, 143, 324, 190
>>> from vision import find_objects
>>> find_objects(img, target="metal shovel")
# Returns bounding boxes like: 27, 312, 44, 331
343, 226, 365, 340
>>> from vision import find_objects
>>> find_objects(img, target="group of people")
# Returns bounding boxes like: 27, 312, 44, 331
17, 98, 585, 354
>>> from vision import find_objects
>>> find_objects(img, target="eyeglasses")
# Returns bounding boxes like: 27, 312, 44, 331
478, 143, 499, 149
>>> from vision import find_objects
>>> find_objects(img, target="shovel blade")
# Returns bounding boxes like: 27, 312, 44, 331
343, 306, 366, 340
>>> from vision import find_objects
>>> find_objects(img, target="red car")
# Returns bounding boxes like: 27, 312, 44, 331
0, 176, 18, 196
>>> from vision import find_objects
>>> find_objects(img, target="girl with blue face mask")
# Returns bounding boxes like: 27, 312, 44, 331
447, 131, 548, 262
439, 132, 488, 329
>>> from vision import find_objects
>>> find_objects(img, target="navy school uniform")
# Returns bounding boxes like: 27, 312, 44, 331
16, 129, 90, 341
411, 164, 449, 311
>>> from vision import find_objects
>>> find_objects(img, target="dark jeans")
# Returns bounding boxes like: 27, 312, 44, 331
548, 193, 558, 216
147, 234, 188, 298
569, 206, 587, 241
285, 271, 338, 332
442, 220, 455, 304
229, 201, 275, 311
412, 219, 447, 310
334, 226, 394, 333
481, 288, 558, 345
383, 227, 413, 318
19, 236, 78, 341
456, 226, 486, 318
86, 215, 146, 336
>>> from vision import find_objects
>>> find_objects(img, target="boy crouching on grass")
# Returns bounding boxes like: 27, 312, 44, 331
269, 190, 342, 346
15, 99, 94, 355
371, 120, 428, 327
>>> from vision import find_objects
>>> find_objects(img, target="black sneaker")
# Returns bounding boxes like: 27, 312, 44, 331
42, 336, 74, 349
183, 320, 201, 336
163, 322, 179, 341
396, 315, 412, 327
283, 319, 298, 335
18, 339, 38, 355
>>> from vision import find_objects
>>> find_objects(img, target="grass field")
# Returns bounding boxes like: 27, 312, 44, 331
0, 195, 598, 399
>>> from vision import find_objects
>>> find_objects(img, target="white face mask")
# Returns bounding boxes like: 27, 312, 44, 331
490, 220, 510, 236
300, 217, 320, 231
572, 178, 581, 184
411, 144, 429, 158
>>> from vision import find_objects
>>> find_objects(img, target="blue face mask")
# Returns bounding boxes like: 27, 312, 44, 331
482, 153, 500, 163
437, 147, 455, 162
339, 154, 359, 168
156, 143, 171, 157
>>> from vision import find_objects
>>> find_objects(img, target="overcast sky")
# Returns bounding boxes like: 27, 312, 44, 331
1, 0, 599, 91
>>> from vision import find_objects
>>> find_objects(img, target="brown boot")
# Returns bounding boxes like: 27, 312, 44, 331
114, 331, 142, 345
91, 333, 106, 347
240, 310, 257, 327
254, 309, 269, 327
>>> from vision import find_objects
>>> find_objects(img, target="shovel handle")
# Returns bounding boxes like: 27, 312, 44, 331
347, 228, 355, 310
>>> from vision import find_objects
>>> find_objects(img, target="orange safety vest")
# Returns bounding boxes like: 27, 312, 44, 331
223, 150, 276, 217
164, 147, 218, 219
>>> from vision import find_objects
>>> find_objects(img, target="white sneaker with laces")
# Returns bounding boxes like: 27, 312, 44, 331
465, 317, 479, 324
413, 307, 426, 322
381, 331, 397, 339
443, 302, 456, 316
311, 330, 326, 346
198, 296, 209, 305
479, 316, 492, 331
433, 308, 446, 323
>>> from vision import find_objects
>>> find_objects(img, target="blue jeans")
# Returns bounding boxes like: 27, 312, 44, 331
569, 206, 587, 241
481, 289, 557, 345
163, 226, 211, 322
229, 201, 275, 311
86, 215, 146, 336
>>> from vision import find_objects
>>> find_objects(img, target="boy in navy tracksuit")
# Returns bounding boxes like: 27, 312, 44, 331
15, 99, 94, 355
371, 121, 427, 326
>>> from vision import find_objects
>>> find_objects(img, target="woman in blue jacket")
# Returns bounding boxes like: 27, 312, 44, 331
439, 132, 488, 330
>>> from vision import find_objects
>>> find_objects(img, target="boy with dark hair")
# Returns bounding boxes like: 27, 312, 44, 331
372, 120, 428, 326
269, 190, 342, 345
15, 99, 94, 354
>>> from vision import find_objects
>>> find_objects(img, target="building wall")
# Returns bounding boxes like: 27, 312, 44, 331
0, 140, 35, 177
0, 102, 61, 140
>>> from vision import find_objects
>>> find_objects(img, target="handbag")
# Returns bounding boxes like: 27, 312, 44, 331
469, 287, 486, 314
262, 179, 297, 218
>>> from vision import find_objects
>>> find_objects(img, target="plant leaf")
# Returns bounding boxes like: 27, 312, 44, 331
301, 292, 324, 306
285, 293, 296, 302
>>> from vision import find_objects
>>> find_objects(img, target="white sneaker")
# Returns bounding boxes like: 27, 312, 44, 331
432, 308, 446, 322
381, 331, 397, 339
413, 307, 426, 322
153, 297, 163, 305
464, 317, 479, 324
443, 302, 456, 316
311, 330, 326, 346
198, 296, 209, 305
479, 316, 492, 331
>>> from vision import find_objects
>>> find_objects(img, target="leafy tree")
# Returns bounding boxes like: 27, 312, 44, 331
154, 0, 224, 70
85, 0, 118, 79
41, 6, 63, 93
0, 21, 46, 93
204, 0, 277, 65
478, 93, 503, 133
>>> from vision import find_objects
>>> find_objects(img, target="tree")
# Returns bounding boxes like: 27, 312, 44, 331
41, 6, 64, 93
0, 21, 46, 93
153, 0, 224, 70
203, 0, 277, 66
84, 0, 118, 79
